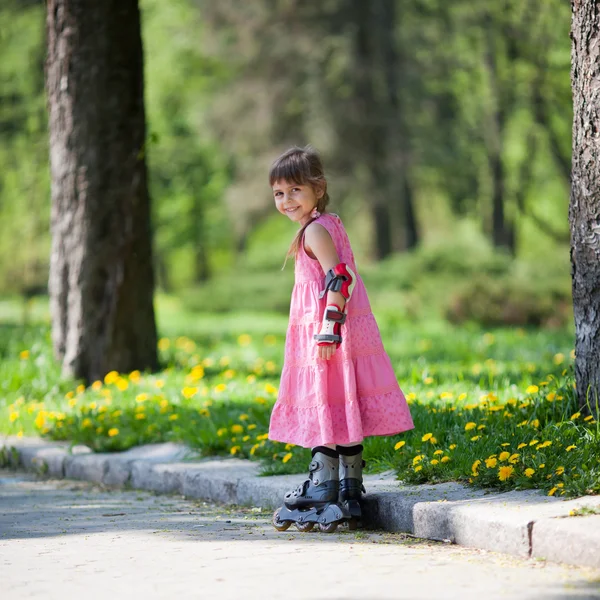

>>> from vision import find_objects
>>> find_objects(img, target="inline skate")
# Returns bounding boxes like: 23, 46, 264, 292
337, 444, 365, 530
272, 447, 348, 533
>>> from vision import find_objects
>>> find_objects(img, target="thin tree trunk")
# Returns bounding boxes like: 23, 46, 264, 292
46, 0, 158, 384
570, 0, 600, 411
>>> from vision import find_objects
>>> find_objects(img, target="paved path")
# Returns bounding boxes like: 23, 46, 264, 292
1, 470, 599, 600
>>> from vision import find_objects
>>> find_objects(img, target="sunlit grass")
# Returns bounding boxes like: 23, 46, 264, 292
1, 303, 598, 498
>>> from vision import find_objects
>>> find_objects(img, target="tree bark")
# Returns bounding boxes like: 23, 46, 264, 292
46, 0, 158, 384
570, 0, 600, 410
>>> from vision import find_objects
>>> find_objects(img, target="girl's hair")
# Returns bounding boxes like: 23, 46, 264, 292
269, 145, 330, 265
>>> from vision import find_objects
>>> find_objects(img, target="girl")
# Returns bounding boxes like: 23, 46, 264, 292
268, 146, 414, 532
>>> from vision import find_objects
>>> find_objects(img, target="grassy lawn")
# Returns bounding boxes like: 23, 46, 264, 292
1, 295, 598, 498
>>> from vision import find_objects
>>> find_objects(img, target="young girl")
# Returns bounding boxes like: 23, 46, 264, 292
268, 146, 414, 532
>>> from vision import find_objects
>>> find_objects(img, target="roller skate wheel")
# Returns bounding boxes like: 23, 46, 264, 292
272, 508, 292, 532
295, 521, 314, 532
318, 522, 338, 533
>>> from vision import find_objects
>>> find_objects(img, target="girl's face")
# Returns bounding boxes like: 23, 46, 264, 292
272, 179, 323, 226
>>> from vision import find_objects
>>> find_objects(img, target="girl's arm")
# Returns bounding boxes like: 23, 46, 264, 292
304, 223, 345, 360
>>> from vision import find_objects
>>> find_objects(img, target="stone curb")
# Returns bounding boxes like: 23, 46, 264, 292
3, 436, 600, 569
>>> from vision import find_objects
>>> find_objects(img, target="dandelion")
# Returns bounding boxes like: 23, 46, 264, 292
108, 428, 119, 437
538, 441, 552, 449
256, 433, 269, 441
91, 380, 102, 391
530, 419, 540, 428
168, 414, 179, 421
104, 371, 119, 385
264, 383, 278, 394
548, 487, 558, 496
471, 460, 481, 475
9, 411, 19, 423
529, 439, 539, 446
571, 412, 581, 420
499, 451, 510, 462
136, 393, 148, 403
96, 427, 103, 434
498, 466, 514, 481
539, 463, 545, 469
553, 353, 565, 365
412, 455, 424, 465
470, 435, 480, 441
431, 459, 439, 465
441, 456, 450, 463
198, 408, 210, 417
135, 414, 145, 420
524, 468, 535, 478
422, 433, 433, 442
508, 454, 520, 465
526, 385, 539, 394
35, 412, 47, 429
546, 392, 556, 402
458, 392, 467, 401
485, 457, 498, 468
434, 450, 444, 456
231, 424, 244, 434
282, 452, 293, 464
424, 377, 433, 385
230, 446, 241, 456
414, 465, 423, 472
217, 428, 227, 437
250, 444, 259, 456
246, 375, 257, 384
449, 444, 457, 450
19, 350, 30, 360
394, 441, 406, 451
223, 369, 236, 379
555, 466, 565, 475
465, 422, 476, 431
182, 387, 198, 399
214, 383, 227, 393
155, 379, 165, 389
237, 334, 252, 346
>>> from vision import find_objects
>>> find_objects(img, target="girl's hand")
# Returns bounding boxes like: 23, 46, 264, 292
318, 343, 337, 360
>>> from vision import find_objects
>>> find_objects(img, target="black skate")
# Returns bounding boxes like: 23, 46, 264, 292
337, 445, 365, 530
272, 447, 349, 533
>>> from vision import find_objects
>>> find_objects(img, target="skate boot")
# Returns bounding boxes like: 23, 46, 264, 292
337, 444, 365, 529
272, 447, 348, 533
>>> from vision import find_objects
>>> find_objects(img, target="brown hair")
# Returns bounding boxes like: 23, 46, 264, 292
269, 145, 330, 266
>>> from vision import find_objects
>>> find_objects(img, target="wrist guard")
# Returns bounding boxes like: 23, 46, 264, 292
314, 304, 346, 346
319, 263, 356, 302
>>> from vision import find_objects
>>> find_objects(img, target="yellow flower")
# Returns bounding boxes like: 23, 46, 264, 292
96, 426, 103, 434
485, 457, 498, 468
250, 444, 259, 456
430, 459, 439, 465
91, 380, 103, 391
115, 378, 128, 391
223, 369, 236, 379
237, 334, 252, 346
169, 414, 179, 421
394, 441, 406, 451
429, 436, 438, 444
9, 411, 19, 423
257, 433, 269, 441
539, 463, 545, 469
584, 415, 594, 422
422, 433, 433, 442
517, 443, 527, 449
441, 456, 450, 463
566, 445, 576, 452
108, 428, 119, 437
214, 383, 227, 393
230, 446, 241, 455
553, 353, 564, 365
526, 385, 539, 394
217, 428, 227, 437
449, 444, 457, 450
104, 371, 119, 385
19, 350, 30, 360
246, 375, 257, 384
282, 452, 293, 464
135, 413, 145, 420
81, 417, 92, 428
498, 466, 514, 481
34, 412, 47, 429
155, 379, 165, 389
548, 487, 558, 496
198, 408, 210, 417
158, 338, 171, 351
555, 466, 565, 475
524, 468, 535, 478
499, 451, 510, 462
470, 436, 480, 442
571, 412, 581, 420
471, 459, 481, 474
412, 455, 424, 465
465, 422, 476, 431
231, 424, 244, 434
248, 424, 257, 430
546, 392, 556, 402
434, 450, 444, 456
264, 383, 278, 395
538, 441, 552, 449
414, 465, 423, 472
182, 387, 198, 399
508, 453, 520, 465
134, 393, 147, 404
530, 419, 540, 428
529, 439, 539, 446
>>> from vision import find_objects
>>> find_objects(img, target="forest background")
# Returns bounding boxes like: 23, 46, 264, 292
0, 0, 573, 328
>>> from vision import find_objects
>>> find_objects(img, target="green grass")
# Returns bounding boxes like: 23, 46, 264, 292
1, 297, 598, 498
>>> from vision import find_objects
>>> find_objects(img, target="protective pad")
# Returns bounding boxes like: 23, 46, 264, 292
319, 263, 356, 301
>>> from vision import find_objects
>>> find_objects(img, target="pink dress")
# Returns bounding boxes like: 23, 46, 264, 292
269, 212, 414, 448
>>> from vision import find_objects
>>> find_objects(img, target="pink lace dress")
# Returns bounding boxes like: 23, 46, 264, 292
268, 212, 414, 448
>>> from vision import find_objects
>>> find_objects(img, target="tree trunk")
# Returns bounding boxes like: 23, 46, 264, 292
46, 0, 158, 384
570, 0, 600, 411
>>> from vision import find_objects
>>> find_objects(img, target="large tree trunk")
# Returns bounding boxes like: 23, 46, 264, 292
570, 0, 600, 411
46, 0, 158, 384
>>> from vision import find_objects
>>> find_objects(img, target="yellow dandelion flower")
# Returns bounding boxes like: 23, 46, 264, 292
242, 435, 250, 442
34, 413, 46, 429
264, 383, 278, 395
508, 454, 520, 464
135, 413, 146, 420
412, 455, 424, 465
231, 424, 244, 434
394, 440, 406, 451
91, 380, 102, 391
256, 433, 269, 441
282, 452, 293, 464
9, 411, 19, 423
430, 459, 439, 465
485, 457, 498, 468
553, 353, 564, 365
530, 419, 540, 428
498, 466, 514, 481
546, 392, 556, 402
499, 451, 510, 462
571, 412, 581, 420
434, 450, 444, 456
517, 443, 527, 449
539, 463, 545, 469
423, 376, 433, 385
246, 375, 257, 384
182, 387, 198, 399
135, 393, 148, 404
555, 466, 565, 475
539, 441, 552, 449
566, 445, 576, 452
155, 379, 165, 389
108, 428, 119, 437
529, 439, 539, 446
202, 357, 215, 367
441, 456, 450, 463
449, 444, 457, 450
524, 468, 535, 478
81, 417, 92, 428
158, 338, 171, 351
470, 435, 480, 441
458, 392, 467, 401
214, 383, 227, 393
465, 422, 476, 431
230, 446, 241, 456
104, 371, 119, 385
237, 334, 252, 346
248, 424, 257, 430
223, 369, 236, 379
471, 459, 481, 474
414, 465, 423, 472
422, 432, 433, 442
548, 487, 558, 496
168, 414, 179, 421
198, 408, 210, 417
250, 444, 259, 456
96, 427, 104, 434
557, 482, 564, 488
526, 385, 539, 394
19, 350, 30, 360
429, 436, 438, 444
115, 378, 128, 391
217, 428, 227, 437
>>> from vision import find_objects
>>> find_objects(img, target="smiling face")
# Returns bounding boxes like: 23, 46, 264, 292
272, 179, 323, 226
